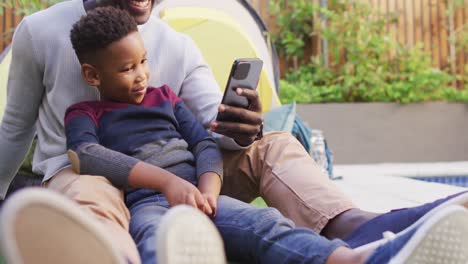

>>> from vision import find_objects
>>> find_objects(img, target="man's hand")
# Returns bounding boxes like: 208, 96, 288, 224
210, 88, 263, 146
161, 176, 206, 210
198, 172, 221, 217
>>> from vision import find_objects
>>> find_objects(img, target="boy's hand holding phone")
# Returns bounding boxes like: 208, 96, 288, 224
198, 172, 222, 217
211, 58, 264, 147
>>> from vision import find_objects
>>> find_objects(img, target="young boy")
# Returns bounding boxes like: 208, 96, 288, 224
65, 6, 468, 264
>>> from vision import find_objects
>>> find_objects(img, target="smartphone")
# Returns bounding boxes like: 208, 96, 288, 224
216, 58, 263, 122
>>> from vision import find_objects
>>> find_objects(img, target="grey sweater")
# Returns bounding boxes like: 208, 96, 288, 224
0, 0, 240, 198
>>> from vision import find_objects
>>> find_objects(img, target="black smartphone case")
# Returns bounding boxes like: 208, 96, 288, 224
216, 58, 263, 122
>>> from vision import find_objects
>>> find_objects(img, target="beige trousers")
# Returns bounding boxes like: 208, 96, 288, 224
221, 131, 356, 232
44, 168, 141, 264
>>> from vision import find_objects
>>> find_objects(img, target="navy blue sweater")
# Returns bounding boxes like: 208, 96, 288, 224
65, 86, 223, 189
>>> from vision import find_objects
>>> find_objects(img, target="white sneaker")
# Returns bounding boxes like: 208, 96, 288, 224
0, 188, 125, 264
356, 191, 468, 253
156, 205, 226, 264
363, 205, 468, 264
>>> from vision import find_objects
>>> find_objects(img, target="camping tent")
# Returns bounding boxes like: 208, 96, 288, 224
0, 0, 335, 180
0, 0, 282, 117
0, 46, 11, 120
153, 0, 281, 112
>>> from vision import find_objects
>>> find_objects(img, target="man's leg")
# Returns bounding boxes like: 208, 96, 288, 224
0, 188, 125, 264
45, 168, 140, 263
221, 131, 468, 243
214, 196, 468, 264
345, 190, 468, 248
221, 131, 377, 239
362, 205, 468, 264
214, 195, 349, 264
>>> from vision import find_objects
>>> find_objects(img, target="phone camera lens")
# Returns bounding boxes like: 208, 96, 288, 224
233, 63, 251, 80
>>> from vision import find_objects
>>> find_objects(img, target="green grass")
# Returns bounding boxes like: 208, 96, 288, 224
251, 197, 267, 208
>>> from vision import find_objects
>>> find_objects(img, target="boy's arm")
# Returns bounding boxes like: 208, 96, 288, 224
170, 93, 223, 184
65, 104, 205, 209
65, 104, 136, 189
192, 139, 222, 216
69, 143, 206, 209
191, 139, 223, 217
0, 20, 44, 199
129, 162, 205, 209
197, 171, 221, 217
171, 91, 223, 215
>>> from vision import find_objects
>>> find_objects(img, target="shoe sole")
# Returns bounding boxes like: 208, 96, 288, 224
356, 191, 468, 252
390, 205, 468, 264
156, 205, 226, 264
0, 188, 125, 264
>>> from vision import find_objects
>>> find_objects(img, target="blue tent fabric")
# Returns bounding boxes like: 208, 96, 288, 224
324, 137, 335, 179
263, 103, 335, 178
291, 114, 311, 153
263, 102, 296, 133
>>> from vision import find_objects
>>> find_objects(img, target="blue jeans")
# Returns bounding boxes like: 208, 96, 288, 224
127, 190, 347, 264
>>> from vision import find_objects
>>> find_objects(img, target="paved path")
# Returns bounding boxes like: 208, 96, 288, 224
333, 162, 468, 212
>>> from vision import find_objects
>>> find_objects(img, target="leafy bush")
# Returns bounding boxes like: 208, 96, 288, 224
269, 0, 315, 68
1, 0, 62, 43
270, 0, 468, 103
0, 0, 61, 16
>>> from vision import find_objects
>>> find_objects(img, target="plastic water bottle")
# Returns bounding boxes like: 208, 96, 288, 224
310, 129, 329, 176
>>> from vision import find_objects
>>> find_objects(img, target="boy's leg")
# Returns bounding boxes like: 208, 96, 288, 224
128, 193, 225, 264
221, 131, 358, 233
128, 196, 168, 263
45, 168, 140, 263
213, 195, 347, 264
156, 205, 226, 264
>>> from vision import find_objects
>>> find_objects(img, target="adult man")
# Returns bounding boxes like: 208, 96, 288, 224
1, 0, 467, 263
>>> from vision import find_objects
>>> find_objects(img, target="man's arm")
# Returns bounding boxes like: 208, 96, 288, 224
176, 37, 263, 149
0, 20, 44, 199
210, 88, 263, 146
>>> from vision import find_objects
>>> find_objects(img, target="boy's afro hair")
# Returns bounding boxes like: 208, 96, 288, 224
70, 6, 138, 63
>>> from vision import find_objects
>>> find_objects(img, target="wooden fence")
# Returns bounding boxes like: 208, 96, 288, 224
360, 0, 467, 87
256, 0, 467, 87
1, 0, 467, 82
0, 3, 24, 53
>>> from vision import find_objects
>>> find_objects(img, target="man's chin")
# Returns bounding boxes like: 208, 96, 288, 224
133, 14, 151, 25
120, 0, 155, 24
